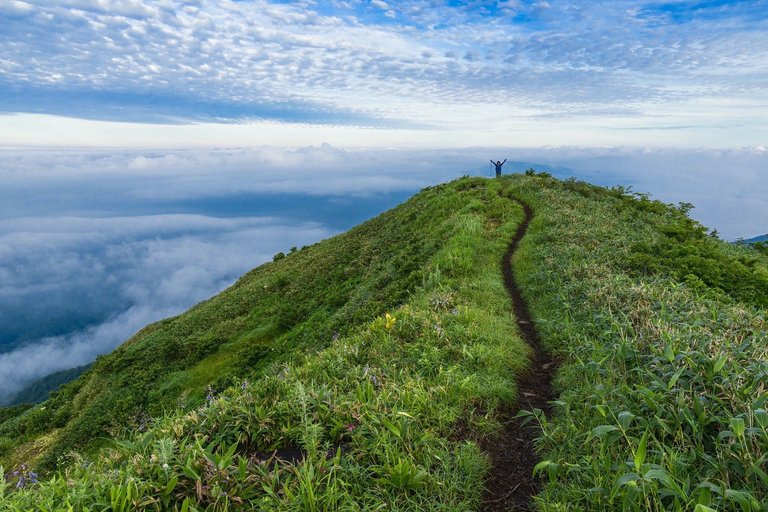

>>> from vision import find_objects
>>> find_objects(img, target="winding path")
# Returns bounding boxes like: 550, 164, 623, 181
481, 199, 556, 511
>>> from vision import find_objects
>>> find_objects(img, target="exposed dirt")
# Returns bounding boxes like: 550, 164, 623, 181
480, 200, 557, 511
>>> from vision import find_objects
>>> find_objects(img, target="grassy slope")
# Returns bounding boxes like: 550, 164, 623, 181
2, 174, 766, 510
511, 174, 768, 510
1, 177, 530, 510
0, 180, 467, 468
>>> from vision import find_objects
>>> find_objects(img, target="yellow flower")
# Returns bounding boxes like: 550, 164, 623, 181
384, 313, 397, 330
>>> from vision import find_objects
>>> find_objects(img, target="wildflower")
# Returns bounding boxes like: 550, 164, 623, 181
345, 423, 357, 432
451, 308, 459, 316
363, 365, 380, 386
384, 313, 396, 330
332, 332, 340, 341
10, 463, 37, 489
206, 385, 217, 403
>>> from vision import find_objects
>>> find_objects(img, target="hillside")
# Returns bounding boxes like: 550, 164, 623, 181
2, 174, 767, 511
1, 179, 519, 469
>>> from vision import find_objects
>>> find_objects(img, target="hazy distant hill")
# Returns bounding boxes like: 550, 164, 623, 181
7, 364, 91, 406
743, 233, 768, 243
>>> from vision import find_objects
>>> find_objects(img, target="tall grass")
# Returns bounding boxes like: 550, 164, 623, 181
510, 173, 767, 511
0, 178, 531, 510
3, 174, 765, 510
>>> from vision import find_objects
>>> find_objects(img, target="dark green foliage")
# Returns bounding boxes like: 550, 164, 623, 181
623, 202, 768, 308
0, 404, 32, 427
752, 241, 768, 257
552, 176, 768, 308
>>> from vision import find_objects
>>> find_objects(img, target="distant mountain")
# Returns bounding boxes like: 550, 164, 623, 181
743, 234, 768, 243
7, 364, 91, 406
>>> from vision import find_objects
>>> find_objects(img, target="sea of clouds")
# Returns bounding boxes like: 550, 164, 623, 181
0, 144, 765, 403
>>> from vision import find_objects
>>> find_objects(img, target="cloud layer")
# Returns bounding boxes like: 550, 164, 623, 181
0, 143, 448, 404
0, 213, 332, 403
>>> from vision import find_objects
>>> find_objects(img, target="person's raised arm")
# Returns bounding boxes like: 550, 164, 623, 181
502, 159, 507, 165
490, 160, 494, 164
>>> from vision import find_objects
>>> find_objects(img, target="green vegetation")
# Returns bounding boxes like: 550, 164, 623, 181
0, 179, 510, 470
1, 178, 529, 509
1, 174, 766, 510
752, 241, 768, 258
511, 174, 768, 510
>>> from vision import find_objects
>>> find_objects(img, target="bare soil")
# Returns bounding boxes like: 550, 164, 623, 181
480, 200, 556, 511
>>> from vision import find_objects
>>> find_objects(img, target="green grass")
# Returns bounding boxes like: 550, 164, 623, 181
1, 177, 530, 510
510, 173, 768, 511
0, 178, 509, 470
2, 173, 766, 511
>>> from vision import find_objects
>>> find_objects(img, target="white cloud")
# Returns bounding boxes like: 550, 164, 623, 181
0, 1, 765, 146
0, 0, 33, 15
1, 144, 765, 239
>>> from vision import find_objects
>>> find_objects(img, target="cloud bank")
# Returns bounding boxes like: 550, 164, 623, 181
0, 213, 332, 403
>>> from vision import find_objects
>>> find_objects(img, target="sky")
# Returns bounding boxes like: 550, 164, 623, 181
0, 0, 767, 147
0, 0, 767, 403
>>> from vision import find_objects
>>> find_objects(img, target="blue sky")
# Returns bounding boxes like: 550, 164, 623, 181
1, 0, 767, 147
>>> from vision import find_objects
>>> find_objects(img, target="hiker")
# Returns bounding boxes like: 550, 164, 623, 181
491, 159, 506, 177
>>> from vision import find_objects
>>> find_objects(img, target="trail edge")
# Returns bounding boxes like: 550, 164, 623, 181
481, 198, 556, 511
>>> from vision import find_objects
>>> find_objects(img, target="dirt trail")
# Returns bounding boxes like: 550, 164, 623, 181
481, 199, 556, 511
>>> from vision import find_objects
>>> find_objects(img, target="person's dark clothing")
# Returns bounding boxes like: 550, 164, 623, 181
492, 159, 506, 177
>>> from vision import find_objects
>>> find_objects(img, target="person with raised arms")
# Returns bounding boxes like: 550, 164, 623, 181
491, 158, 507, 177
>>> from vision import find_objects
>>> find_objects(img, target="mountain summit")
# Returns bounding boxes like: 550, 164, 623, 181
2, 174, 766, 510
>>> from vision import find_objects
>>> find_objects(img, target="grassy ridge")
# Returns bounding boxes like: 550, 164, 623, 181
2, 174, 766, 510
7, 364, 92, 406
511, 173, 767, 510
1, 178, 530, 509
0, 179, 484, 470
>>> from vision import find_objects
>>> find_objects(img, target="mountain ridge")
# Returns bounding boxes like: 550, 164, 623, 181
2, 173, 766, 510
6, 364, 92, 407
743, 233, 768, 243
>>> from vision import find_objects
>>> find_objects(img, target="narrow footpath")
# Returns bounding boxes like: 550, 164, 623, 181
481, 200, 556, 511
